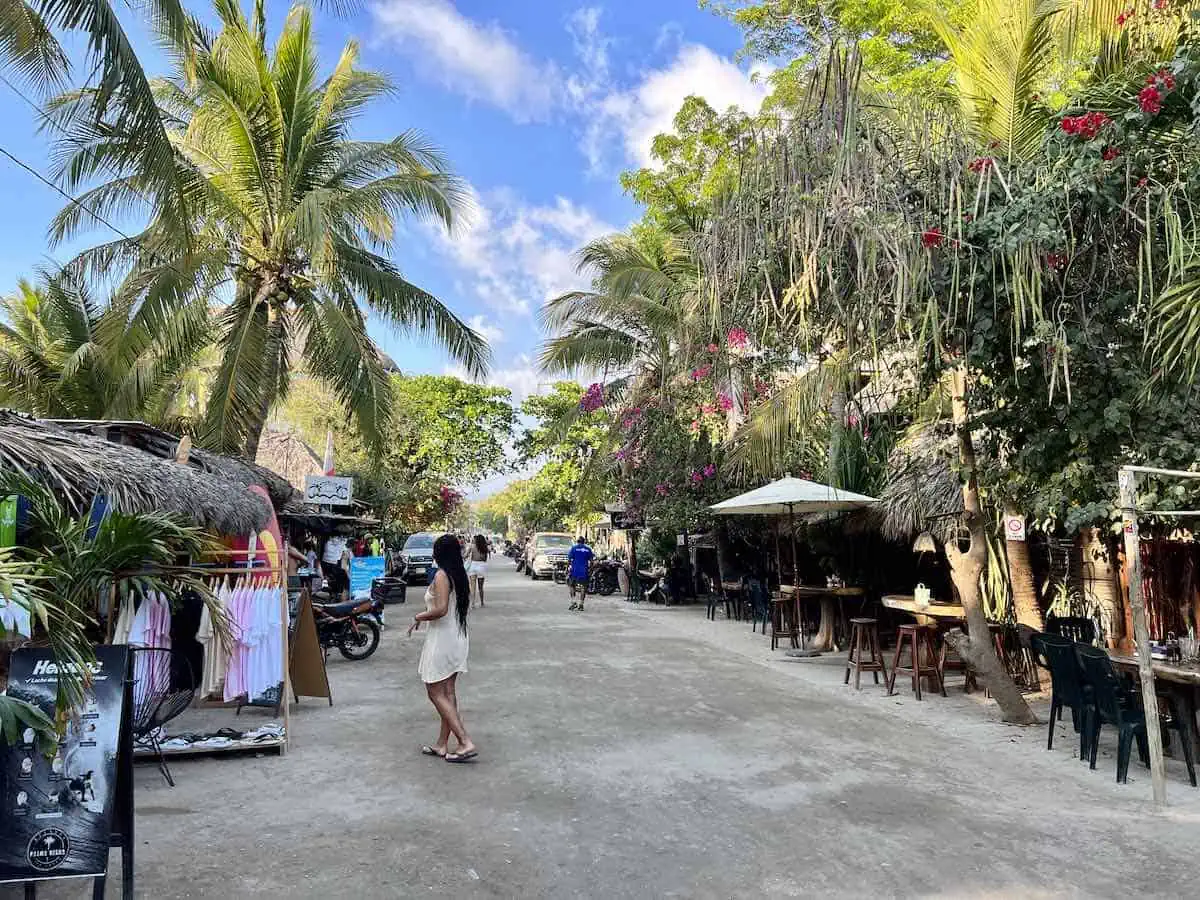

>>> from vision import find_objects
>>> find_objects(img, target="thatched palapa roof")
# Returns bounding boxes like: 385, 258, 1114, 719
0, 412, 272, 534
49, 420, 303, 513
877, 425, 963, 543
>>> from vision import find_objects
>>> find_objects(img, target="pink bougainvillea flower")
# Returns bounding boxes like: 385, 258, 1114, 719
1102, 146, 1120, 161
690, 471, 703, 485
1116, 8, 1133, 25
921, 228, 944, 248
1139, 85, 1163, 115
703, 463, 717, 478
1060, 111, 1110, 140
701, 403, 716, 416
1045, 252, 1068, 271
967, 157, 993, 174
614, 449, 627, 461
689, 419, 701, 434
691, 363, 713, 381
717, 392, 734, 411
726, 327, 749, 349
754, 379, 769, 396
1138, 176, 1149, 188
579, 382, 605, 412
847, 413, 860, 428
655, 482, 670, 497
707, 342, 719, 353
1153, 0, 1169, 9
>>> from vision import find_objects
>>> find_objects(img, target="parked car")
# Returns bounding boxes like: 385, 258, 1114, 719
399, 532, 437, 584
525, 532, 574, 580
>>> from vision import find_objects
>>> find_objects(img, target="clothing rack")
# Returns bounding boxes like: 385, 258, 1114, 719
110, 544, 291, 759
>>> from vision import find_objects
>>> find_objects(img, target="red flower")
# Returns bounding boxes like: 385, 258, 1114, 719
703, 463, 717, 478
1102, 146, 1120, 161
1116, 8, 1133, 25
690, 363, 712, 381
580, 382, 605, 412
1139, 85, 1163, 115
1154, 0, 1169, 9
706, 342, 718, 353
690, 470, 703, 485
1061, 111, 1110, 140
726, 327, 749, 349
1138, 176, 1149, 188
1046, 252, 1068, 271
921, 228, 945, 248
967, 157, 994, 174
717, 392, 734, 411
655, 482, 670, 497
701, 403, 716, 415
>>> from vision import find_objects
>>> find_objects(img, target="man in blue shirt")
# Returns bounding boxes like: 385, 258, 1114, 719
566, 536, 595, 612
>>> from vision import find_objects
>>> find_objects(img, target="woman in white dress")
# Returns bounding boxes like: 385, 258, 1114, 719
467, 534, 489, 607
408, 533, 476, 762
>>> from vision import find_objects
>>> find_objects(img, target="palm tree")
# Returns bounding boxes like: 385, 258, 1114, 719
0, 270, 208, 425
50, 0, 488, 457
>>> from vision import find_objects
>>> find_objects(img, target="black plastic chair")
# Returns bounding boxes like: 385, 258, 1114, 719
1034, 632, 1092, 761
1046, 616, 1097, 645
1075, 645, 1149, 784
744, 577, 771, 634
130, 647, 196, 787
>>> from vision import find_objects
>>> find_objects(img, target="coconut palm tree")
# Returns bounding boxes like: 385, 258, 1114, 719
0, 270, 208, 425
50, 0, 487, 457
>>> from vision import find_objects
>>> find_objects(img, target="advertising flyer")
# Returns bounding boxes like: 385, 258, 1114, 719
0, 646, 128, 884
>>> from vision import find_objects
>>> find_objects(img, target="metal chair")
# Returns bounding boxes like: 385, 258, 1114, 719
130, 647, 196, 787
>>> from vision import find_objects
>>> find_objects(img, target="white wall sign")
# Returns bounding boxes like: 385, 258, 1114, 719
1004, 514, 1026, 542
305, 475, 354, 506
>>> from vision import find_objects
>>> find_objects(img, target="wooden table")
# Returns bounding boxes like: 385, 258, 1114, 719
781, 585, 865, 651
882, 594, 965, 627
1109, 654, 1200, 785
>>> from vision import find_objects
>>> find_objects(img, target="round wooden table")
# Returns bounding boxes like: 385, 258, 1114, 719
781, 585, 865, 651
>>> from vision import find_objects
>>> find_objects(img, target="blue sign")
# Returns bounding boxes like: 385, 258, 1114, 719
349, 556, 386, 597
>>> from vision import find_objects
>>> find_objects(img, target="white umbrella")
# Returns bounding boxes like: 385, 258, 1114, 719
710, 476, 877, 610
709, 476, 878, 516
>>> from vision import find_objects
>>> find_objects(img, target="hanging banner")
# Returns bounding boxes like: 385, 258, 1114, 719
304, 476, 353, 506
1004, 514, 1026, 542
0, 646, 129, 885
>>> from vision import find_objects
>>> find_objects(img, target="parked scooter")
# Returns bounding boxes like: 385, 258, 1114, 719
589, 558, 620, 596
312, 594, 382, 660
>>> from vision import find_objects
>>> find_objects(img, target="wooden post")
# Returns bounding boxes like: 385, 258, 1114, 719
1119, 467, 1166, 807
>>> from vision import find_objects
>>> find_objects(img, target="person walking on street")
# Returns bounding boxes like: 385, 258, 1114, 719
567, 535, 595, 612
409, 534, 477, 763
467, 534, 489, 607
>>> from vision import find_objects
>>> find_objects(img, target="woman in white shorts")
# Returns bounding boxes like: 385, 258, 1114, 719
467, 534, 489, 607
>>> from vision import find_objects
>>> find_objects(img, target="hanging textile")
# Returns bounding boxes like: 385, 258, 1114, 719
197, 578, 230, 698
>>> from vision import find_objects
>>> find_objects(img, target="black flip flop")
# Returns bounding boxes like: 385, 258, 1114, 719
420, 745, 446, 758
445, 750, 478, 763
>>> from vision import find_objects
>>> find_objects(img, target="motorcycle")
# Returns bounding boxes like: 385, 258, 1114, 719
552, 558, 569, 584
589, 559, 620, 596
312, 594, 382, 660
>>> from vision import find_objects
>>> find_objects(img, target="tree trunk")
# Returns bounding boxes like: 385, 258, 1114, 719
1079, 527, 1123, 648
1005, 506, 1043, 630
942, 367, 1038, 725
242, 288, 286, 462
828, 389, 847, 486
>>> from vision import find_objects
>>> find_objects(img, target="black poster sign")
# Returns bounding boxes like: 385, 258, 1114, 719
610, 509, 645, 530
0, 646, 129, 885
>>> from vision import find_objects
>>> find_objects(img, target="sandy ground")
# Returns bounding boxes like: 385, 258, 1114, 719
9, 564, 1200, 899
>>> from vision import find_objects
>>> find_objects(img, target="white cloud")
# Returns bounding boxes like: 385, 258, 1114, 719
467, 314, 505, 345
430, 186, 617, 318
589, 44, 772, 169
445, 352, 553, 406
371, 0, 560, 121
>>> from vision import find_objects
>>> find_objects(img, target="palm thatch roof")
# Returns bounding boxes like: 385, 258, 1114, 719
0, 412, 271, 534
49, 420, 303, 512
254, 427, 324, 491
876, 425, 963, 543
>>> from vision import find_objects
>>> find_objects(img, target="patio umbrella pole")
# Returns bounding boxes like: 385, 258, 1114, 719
788, 502, 800, 646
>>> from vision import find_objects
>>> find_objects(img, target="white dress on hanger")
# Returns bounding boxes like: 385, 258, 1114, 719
417, 580, 468, 684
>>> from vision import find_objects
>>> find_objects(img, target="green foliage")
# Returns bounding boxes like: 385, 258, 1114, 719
274, 373, 514, 531
49, 0, 487, 456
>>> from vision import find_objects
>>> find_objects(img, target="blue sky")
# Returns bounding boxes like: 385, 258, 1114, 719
0, 0, 768, 489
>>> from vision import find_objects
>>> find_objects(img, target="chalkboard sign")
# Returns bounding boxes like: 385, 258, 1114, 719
610, 509, 645, 530
0, 646, 131, 889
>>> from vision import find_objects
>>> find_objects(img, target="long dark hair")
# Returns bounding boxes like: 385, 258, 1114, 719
433, 533, 470, 632
473, 534, 489, 560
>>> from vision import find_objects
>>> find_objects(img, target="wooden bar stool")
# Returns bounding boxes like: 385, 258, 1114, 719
770, 594, 800, 651
886, 623, 946, 700
843, 617, 886, 689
